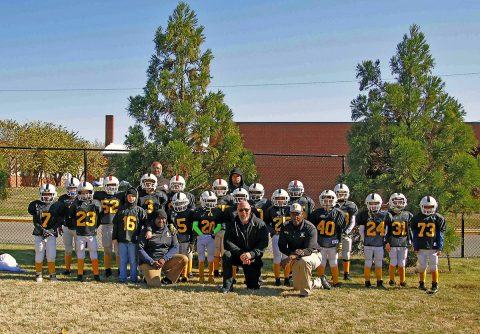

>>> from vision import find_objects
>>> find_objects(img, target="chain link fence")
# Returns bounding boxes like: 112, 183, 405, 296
0, 148, 479, 257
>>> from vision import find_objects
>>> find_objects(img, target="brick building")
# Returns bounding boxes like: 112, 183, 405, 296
238, 122, 480, 201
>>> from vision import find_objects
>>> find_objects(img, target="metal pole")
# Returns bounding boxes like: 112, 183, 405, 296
83, 150, 88, 182
342, 156, 346, 175
461, 213, 465, 258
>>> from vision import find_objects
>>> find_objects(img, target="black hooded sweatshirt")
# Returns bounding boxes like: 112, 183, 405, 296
227, 167, 249, 194
112, 187, 148, 243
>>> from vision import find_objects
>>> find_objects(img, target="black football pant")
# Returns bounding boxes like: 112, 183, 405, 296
222, 251, 263, 289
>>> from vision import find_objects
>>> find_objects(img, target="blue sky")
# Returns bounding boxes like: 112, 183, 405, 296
1, 1, 479, 144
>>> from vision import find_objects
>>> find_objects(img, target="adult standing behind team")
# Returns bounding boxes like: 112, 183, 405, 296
227, 167, 249, 194
150, 161, 169, 193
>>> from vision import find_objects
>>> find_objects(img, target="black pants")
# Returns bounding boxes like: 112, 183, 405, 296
222, 251, 263, 289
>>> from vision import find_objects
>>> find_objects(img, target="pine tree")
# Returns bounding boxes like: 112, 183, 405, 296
345, 24, 480, 214
114, 2, 256, 191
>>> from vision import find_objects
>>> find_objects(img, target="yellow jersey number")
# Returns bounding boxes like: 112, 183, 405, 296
76, 211, 97, 227
273, 216, 287, 232
317, 220, 335, 236
102, 199, 119, 215
145, 200, 155, 214
392, 221, 406, 236
200, 220, 216, 234
417, 222, 435, 237
176, 217, 187, 233
41, 212, 51, 228
123, 216, 137, 231
366, 221, 385, 237
256, 208, 264, 221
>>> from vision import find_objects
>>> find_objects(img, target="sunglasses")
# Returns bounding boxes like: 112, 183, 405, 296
238, 208, 250, 213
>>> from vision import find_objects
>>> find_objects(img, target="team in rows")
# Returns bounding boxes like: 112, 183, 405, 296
29, 166, 446, 293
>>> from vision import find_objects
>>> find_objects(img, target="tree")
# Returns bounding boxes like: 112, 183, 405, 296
0, 154, 8, 199
113, 2, 256, 191
0, 120, 108, 186
344, 25, 480, 214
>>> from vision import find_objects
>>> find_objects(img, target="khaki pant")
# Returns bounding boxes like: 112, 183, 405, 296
292, 252, 322, 296
140, 254, 188, 287
214, 230, 225, 257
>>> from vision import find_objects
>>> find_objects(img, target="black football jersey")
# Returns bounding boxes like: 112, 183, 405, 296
69, 199, 103, 236
249, 198, 271, 221
139, 192, 168, 223
264, 206, 290, 235
192, 207, 223, 236
168, 208, 193, 243
94, 191, 124, 225
57, 194, 76, 229
387, 210, 413, 247
28, 200, 62, 236
335, 200, 359, 234
289, 195, 315, 219
357, 210, 392, 247
310, 208, 346, 248
411, 213, 446, 250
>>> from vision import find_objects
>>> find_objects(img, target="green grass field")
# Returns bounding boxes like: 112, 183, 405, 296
0, 243, 479, 334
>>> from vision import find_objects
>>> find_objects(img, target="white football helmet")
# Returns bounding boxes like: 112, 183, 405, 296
39, 184, 57, 204
420, 196, 438, 215
271, 189, 290, 207
389, 193, 407, 212
212, 178, 228, 197
65, 177, 80, 197
287, 180, 304, 198
319, 190, 337, 210
103, 175, 119, 195
169, 175, 186, 193
365, 193, 382, 213
200, 191, 217, 209
232, 188, 249, 204
78, 182, 94, 201
249, 183, 265, 201
172, 192, 190, 212
140, 173, 158, 192
334, 183, 350, 202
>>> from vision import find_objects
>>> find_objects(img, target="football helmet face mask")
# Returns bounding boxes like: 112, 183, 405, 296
140, 173, 158, 192
287, 180, 304, 198
249, 183, 265, 201
169, 175, 186, 193
212, 178, 228, 197
39, 184, 57, 204
65, 177, 80, 197
232, 188, 249, 204
103, 175, 119, 195
200, 191, 218, 209
365, 193, 382, 213
420, 196, 438, 215
389, 193, 407, 213
334, 183, 350, 202
271, 189, 290, 207
319, 190, 337, 210
172, 192, 190, 212
77, 182, 94, 201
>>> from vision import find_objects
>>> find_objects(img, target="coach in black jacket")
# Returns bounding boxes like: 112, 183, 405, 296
221, 200, 269, 292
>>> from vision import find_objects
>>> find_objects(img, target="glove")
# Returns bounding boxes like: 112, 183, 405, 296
43, 229, 54, 239
168, 224, 177, 236
187, 243, 194, 253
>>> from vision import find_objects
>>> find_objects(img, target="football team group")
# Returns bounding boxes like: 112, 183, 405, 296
29, 161, 446, 297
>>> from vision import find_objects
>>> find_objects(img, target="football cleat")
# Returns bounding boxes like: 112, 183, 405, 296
419, 281, 427, 291
105, 268, 112, 278
35, 274, 43, 283
400, 282, 407, 287
321, 276, 331, 290
187, 272, 194, 279
275, 278, 282, 286
427, 283, 439, 294
333, 282, 342, 288
388, 280, 395, 287
219, 286, 234, 294
62, 270, 71, 276
77, 275, 84, 282
377, 280, 386, 289
344, 272, 351, 281
50, 274, 58, 282
161, 277, 173, 285
180, 276, 188, 283
365, 281, 372, 288
312, 278, 323, 289
94, 275, 102, 282
283, 277, 291, 286
214, 270, 220, 278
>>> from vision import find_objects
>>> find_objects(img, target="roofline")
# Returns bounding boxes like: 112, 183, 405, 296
236, 121, 480, 125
